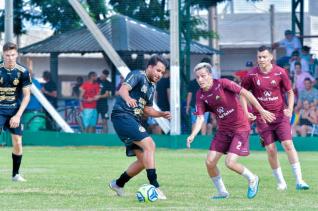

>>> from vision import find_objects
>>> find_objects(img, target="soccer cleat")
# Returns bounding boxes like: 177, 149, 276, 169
211, 192, 229, 200
247, 175, 259, 199
109, 180, 124, 196
155, 188, 167, 200
277, 182, 287, 191
12, 174, 26, 182
296, 181, 309, 190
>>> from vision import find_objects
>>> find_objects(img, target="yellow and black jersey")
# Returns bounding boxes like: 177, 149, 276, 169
0, 62, 32, 109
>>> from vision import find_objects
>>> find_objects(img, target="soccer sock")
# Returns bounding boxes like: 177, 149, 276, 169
241, 167, 256, 183
146, 169, 159, 188
12, 153, 22, 177
116, 171, 132, 188
291, 162, 303, 184
272, 167, 286, 185
211, 175, 228, 194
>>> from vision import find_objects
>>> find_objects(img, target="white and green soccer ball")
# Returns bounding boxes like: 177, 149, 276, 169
136, 184, 158, 202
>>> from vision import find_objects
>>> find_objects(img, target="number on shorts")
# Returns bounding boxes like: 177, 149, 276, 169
236, 141, 242, 150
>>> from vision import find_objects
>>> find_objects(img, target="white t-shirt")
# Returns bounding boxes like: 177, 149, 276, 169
279, 36, 301, 57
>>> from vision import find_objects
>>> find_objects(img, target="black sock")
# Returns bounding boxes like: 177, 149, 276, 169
116, 171, 132, 187
146, 169, 159, 188
12, 153, 22, 177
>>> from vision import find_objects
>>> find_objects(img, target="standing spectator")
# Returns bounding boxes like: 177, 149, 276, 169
294, 62, 316, 92
295, 78, 318, 112
26, 69, 42, 112
186, 78, 209, 135
80, 71, 100, 133
72, 76, 84, 98
97, 70, 112, 133
272, 29, 301, 67
41, 71, 58, 130
0, 42, 31, 182
156, 69, 170, 112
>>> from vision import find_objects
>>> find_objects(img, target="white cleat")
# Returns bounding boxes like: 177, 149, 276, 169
277, 183, 287, 191
109, 180, 124, 196
12, 174, 26, 182
155, 188, 167, 200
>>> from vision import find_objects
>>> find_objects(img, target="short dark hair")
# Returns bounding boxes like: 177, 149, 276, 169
292, 50, 299, 57
258, 45, 272, 53
302, 46, 310, 53
284, 30, 293, 35
102, 69, 110, 76
294, 61, 301, 67
3, 42, 17, 52
42, 71, 51, 80
88, 71, 96, 79
304, 77, 312, 82
200, 57, 211, 64
147, 54, 168, 69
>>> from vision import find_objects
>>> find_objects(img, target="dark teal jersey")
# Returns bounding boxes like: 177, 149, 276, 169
112, 70, 155, 120
0, 62, 32, 110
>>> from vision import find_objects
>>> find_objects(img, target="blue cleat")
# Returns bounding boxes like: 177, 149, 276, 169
211, 192, 229, 200
296, 182, 309, 190
247, 176, 259, 199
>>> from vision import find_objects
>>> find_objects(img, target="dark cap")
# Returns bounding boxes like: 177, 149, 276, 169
285, 30, 293, 35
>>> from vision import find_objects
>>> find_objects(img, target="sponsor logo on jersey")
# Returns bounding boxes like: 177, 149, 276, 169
139, 126, 146, 132
271, 80, 276, 85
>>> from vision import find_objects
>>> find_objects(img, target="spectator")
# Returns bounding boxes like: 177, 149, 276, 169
289, 50, 309, 77
294, 62, 316, 92
295, 78, 318, 112
97, 70, 112, 133
272, 29, 301, 67
26, 69, 42, 112
72, 76, 84, 98
186, 78, 209, 135
80, 71, 100, 133
294, 101, 317, 137
156, 69, 170, 111
41, 71, 58, 130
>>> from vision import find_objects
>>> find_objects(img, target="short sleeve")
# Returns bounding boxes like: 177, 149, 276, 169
221, 78, 242, 94
194, 90, 206, 115
123, 71, 142, 90
21, 70, 32, 88
280, 70, 292, 92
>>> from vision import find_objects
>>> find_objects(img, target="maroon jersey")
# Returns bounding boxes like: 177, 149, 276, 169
241, 65, 292, 118
195, 79, 250, 132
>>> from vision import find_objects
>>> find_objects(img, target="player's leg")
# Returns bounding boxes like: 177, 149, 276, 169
276, 118, 309, 190
226, 131, 259, 199
110, 149, 144, 196
281, 140, 309, 190
11, 133, 26, 182
133, 137, 166, 199
206, 150, 228, 198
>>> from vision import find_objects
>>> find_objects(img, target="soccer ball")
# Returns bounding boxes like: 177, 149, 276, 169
136, 184, 158, 202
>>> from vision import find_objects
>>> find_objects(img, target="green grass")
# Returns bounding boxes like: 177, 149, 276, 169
0, 147, 317, 210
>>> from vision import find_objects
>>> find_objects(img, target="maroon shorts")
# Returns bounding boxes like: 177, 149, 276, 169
256, 115, 292, 146
210, 130, 250, 156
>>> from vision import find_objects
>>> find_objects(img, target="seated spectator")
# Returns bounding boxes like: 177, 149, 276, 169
295, 78, 318, 112
294, 101, 317, 137
272, 29, 301, 67
294, 62, 316, 92
289, 50, 309, 77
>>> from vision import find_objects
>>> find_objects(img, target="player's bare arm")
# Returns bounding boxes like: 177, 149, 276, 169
186, 115, 204, 148
283, 89, 294, 118
10, 86, 31, 128
144, 106, 171, 119
118, 84, 137, 108
240, 88, 276, 123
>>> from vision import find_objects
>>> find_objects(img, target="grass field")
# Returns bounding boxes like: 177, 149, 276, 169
0, 146, 317, 210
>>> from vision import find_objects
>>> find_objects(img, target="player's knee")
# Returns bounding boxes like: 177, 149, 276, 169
266, 146, 277, 156
205, 158, 216, 168
13, 142, 23, 154
283, 142, 295, 152
225, 158, 235, 169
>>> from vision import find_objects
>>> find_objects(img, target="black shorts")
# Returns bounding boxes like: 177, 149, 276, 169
0, 113, 23, 136
111, 112, 149, 157
97, 106, 109, 120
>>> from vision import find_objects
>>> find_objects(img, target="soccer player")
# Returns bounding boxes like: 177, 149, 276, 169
109, 55, 171, 199
186, 62, 275, 199
241, 45, 309, 191
0, 42, 32, 181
